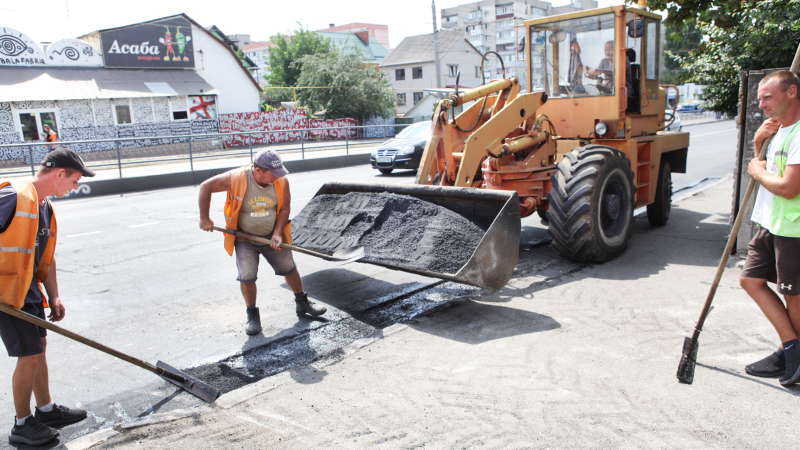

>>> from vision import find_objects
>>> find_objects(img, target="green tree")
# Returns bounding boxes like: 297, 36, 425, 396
661, 21, 702, 85
295, 49, 395, 120
267, 24, 331, 88
669, 0, 800, 116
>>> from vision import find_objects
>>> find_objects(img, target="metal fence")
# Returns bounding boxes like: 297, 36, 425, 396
0, 123, 413, 179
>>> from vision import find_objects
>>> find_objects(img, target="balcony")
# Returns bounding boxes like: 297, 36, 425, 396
469, 27, 483, 36
464, 13, 482, 25
469, 35, 490, 45
442, 21, 458, 28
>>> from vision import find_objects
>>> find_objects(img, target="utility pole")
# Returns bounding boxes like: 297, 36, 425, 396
432, 0, 443, 92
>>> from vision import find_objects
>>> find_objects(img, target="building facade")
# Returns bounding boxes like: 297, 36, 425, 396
379, 30, 483, 116
0, 14, 261, 161
441, 0, 598, 91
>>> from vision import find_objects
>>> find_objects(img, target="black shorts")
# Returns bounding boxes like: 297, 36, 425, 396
742, 227, 800, 296
0, 302, 47, 357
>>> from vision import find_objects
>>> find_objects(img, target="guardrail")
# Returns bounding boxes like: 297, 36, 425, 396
0, 123, 413, 179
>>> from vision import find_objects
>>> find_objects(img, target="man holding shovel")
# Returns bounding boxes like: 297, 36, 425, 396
741, 70, 800, 386
0, 148, 93, 445
198, 149, 326, 337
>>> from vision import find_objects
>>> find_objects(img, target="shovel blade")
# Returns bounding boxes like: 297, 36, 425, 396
677, 337, 698, 385
157, 361, 220, 403
331, 246, 365, 264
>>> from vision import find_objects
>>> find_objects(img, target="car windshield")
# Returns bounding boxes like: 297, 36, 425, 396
396, 122, 431, 139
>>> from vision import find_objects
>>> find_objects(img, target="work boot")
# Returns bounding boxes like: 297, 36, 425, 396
245, 306, 262, 336
9, 416, 59, 446
745, 351, 785, 378
34, 404, 87, 427
295, 292, 326, 316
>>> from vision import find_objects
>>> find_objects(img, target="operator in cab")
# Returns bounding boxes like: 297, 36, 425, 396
583, 40, 635, 100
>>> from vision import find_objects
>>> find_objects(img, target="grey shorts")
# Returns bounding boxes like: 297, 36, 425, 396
234, 239, 297, 282
742, 227, 800, 296
0, 301, 47, 357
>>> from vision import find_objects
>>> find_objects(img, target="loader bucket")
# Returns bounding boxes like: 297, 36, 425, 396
296, 181, 520, 291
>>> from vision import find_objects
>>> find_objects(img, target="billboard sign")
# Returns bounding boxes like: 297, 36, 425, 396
100, 17, 194, 69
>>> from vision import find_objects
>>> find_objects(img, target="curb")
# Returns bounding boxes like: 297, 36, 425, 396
62, 323, 409, 449
682, 118, 732, 128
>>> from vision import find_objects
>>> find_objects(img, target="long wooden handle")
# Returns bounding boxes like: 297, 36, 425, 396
212, 226, 329, 259
0, 303, 188, 384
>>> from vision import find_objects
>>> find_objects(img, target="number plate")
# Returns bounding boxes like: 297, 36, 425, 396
377, 157, 393, 163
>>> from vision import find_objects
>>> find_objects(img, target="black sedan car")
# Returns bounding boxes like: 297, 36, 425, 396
370, 121, 431, 175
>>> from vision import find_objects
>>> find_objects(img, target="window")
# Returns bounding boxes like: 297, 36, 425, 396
115, 104, 132, 124
413, 92, 423, 104
497, 30, 514, 40
645, 20, 659, 80
396, 69, 405, 81
475, 66, 481, 78
396, 93, 406, 106
496, 5, 513, 16
497, 19, 514, 28
172, 111, 188, 120
412, 67, 423, 79
448, 65, 458, 77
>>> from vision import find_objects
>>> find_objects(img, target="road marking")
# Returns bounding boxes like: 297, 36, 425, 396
129, 222, 159, 228
64, 231, 101, 238
690, 128, 736, 137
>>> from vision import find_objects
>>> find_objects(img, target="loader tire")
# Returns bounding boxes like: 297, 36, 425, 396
646, 160, 672, 226
546, 145, 636, 263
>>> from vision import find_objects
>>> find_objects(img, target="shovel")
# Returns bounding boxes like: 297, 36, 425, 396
0, 303, 219, 403
677, 47, 800, 384
212, 226, 365, 263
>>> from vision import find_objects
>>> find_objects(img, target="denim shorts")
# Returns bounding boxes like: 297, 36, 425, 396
0, 301, 47, 357
234, 239, 297, 282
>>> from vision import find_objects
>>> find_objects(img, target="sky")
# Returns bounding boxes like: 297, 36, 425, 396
2, 0, 624, 49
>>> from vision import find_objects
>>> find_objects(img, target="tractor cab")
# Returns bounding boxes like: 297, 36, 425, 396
526, 5, 667, 140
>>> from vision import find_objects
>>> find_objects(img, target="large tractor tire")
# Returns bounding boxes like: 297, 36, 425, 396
646, 160, 672, 226
546, 145, 636, 263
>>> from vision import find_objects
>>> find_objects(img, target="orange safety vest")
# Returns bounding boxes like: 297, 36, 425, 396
0, 181, 57, 309
223, 167, 292, 256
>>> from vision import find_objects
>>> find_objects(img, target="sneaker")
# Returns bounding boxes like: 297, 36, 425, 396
295, 293, 326, 317
34, 404, 87, 427
779, 349, 800, 386
245, 306, 262, 336
745, 352, 785, 378
9, 415, 59, 445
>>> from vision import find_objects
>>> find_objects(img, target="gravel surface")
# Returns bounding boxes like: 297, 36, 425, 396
292, 192, 488, 274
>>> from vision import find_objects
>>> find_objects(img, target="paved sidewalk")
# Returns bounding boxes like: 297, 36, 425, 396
64, 176, 798, 450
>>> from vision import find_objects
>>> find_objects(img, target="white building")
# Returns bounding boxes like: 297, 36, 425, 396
0, 14, 261, 158
242, 41, 274, 86
441, 0, 598, 91
379, 30, 483, 116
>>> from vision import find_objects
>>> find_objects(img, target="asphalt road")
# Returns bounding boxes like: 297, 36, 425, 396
0, 120, 737, 448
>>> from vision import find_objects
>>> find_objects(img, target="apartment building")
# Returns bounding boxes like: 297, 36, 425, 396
379, 30, 483, 116
441, 0, 597, 91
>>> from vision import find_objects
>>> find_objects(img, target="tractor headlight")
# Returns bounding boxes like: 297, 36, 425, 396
594, 121, 609, 136
398, 145, 416, 156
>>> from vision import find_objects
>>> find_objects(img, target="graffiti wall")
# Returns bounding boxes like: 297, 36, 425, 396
363, 116, 395, 138
308, 118, 358, 140
219, 110, 307, 147
218, 111, 357, 147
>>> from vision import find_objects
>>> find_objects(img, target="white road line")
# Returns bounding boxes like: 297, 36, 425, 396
64, 231, 101, 238
129, 222, 160, 228
690, 128, 736, 138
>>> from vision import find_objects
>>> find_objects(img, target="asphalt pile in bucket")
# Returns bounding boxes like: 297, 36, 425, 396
292, 192, 488, 274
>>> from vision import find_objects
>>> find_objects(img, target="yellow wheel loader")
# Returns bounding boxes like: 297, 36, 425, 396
301, 4, 688, 291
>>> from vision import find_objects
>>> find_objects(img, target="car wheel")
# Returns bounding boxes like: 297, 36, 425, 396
379, 168, 393, 175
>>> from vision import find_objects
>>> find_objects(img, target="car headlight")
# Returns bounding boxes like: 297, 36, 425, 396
594, 121, 609, 136
398, 145, 416, 156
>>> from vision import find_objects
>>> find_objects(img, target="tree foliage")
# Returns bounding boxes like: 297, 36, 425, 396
672, 0, 800, 116
661, 21, 702, 85
295, 49, 395, 120
267, 24, 331, 87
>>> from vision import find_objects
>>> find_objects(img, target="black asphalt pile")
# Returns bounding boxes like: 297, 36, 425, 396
292, 192, 488, 274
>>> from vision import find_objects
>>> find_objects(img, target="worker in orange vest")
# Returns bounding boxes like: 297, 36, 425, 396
0, 148, 94, 446
198, 149, 326, 336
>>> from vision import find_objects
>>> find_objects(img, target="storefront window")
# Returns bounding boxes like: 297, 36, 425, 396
115, 105, 132, 124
